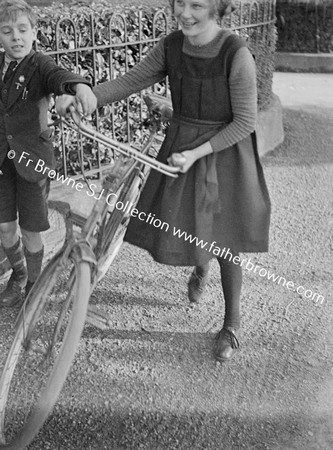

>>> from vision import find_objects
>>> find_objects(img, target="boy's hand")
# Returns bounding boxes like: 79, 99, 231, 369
55, 94, 75, 117
75, 84, 97, 116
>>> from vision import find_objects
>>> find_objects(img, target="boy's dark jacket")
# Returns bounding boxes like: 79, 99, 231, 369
0, 50, 91, 182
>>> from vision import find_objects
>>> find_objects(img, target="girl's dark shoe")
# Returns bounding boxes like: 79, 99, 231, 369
214, 327, 239, 362
188, 269, 208, 304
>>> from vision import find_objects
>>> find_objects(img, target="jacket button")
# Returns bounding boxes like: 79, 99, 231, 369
5, 114, 9, 117
7, 135, 13, 140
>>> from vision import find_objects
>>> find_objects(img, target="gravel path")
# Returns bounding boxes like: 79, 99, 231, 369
0, 74, 332, 449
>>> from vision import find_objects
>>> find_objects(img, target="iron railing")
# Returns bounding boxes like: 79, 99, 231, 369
34, 1, 277, 178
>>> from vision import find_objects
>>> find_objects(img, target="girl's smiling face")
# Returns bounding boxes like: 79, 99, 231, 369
0, 13, 36, 60
174, 0, 219, 46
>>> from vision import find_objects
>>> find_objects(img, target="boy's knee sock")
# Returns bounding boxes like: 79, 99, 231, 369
2, 238, 27, 281
24, 246, 44, 284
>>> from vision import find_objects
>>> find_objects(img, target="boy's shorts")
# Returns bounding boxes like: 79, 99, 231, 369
0, 157, 50, 232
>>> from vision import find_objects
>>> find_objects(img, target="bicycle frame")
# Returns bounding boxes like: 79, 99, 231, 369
56, 108, 179, 284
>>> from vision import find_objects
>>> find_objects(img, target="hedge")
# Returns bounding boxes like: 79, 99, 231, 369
276, 1, 333, 52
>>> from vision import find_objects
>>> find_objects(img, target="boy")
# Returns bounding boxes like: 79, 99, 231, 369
0, 0, 97, 307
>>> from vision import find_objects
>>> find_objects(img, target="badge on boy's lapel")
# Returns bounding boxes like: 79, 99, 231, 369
15, 75, 25, 90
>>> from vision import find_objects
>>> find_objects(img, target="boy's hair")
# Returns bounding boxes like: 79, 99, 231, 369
169, 0, 238, 19
0, 0, 37, 27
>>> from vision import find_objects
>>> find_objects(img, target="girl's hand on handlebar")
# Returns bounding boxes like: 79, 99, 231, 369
167, 151, 196, 173
75, 84, 97, 116
56, 85, 97, 117
168, 141, 214, 173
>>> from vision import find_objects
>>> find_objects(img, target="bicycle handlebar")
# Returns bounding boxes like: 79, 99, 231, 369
61, 109, 179, 178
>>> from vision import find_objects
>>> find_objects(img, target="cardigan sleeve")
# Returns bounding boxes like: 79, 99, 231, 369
93, 37, 167, 106
209, 46, 257, 152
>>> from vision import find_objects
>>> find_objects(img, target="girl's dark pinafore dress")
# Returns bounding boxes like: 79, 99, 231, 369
125, 31, 271, 266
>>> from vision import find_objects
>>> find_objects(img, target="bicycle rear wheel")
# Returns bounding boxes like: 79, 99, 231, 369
0, 250, 91, 450
95, 165, 149, 283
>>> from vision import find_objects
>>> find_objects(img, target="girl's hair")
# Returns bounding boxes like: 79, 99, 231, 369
0, 0, 37, 27
169, 0, 238, 19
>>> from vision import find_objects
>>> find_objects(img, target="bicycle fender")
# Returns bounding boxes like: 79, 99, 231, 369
70, 241, 97, 267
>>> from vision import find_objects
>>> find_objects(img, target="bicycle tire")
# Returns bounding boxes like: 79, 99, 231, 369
106, 162, 149, 248
44, 200, 73, 264
0, 250, 91, 450
95, 164, 148, 283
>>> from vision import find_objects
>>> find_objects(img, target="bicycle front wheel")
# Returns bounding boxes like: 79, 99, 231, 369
44, 200, 73, 264
0, 251, 91, 450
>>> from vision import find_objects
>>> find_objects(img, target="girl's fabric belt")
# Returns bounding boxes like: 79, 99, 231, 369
172, 113, 228, 129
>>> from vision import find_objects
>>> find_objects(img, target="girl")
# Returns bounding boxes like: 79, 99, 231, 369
59, 0, 271, 362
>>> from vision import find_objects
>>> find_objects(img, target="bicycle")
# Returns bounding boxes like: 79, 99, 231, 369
0, 94, 178, 450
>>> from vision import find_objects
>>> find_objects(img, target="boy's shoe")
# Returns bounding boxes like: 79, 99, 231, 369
214, 327, 239, 362
0, 271, 27, 307
188, 269, 208, 304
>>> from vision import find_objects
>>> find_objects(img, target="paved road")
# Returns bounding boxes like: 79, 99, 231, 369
273, 72, 333, 111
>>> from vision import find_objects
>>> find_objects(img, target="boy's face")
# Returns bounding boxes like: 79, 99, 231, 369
0, 13, 36, 60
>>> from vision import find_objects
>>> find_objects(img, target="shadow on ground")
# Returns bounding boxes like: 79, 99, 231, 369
30, 407, 333, 450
